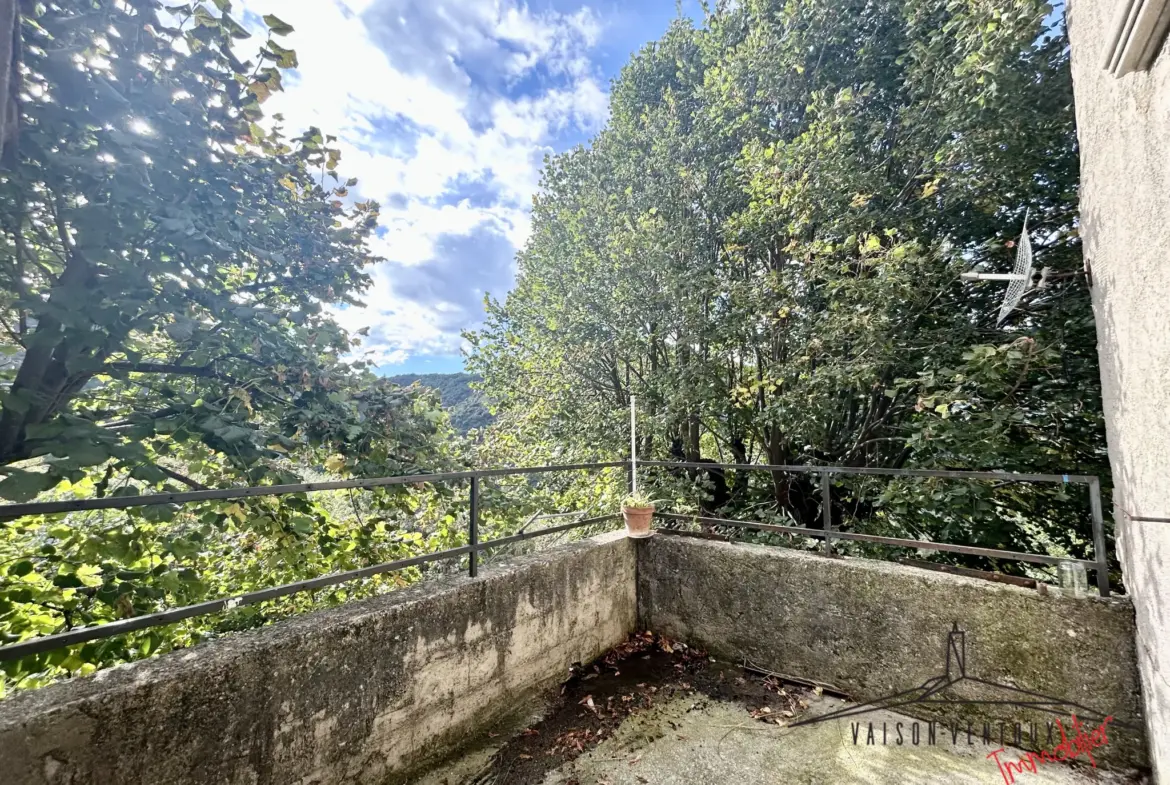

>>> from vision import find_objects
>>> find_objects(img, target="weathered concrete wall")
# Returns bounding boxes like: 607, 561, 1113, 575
638, 536, 1147, 770
1067, 2, 1170, 779
0, 532, 636, 785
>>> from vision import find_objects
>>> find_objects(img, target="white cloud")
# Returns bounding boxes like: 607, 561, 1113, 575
372, 200, 527, 266
232, 0, 610, 367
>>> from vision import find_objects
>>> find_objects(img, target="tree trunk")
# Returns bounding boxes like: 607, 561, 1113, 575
728, 434, 749, 499
1, 0, 21, 168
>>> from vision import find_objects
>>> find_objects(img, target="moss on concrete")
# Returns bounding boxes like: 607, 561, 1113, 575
637, 536, 1147, 770
0, 532, 637, 785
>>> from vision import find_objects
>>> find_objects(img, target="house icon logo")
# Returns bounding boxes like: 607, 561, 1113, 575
792, 622, 1135, 732
789, 623, 1138, 779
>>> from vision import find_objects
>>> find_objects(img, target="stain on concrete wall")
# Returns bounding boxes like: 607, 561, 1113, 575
0, 532, 637, 785
1067, 1, 1170, 779
0, 532, 1149, 780
637, 536, 1148, 770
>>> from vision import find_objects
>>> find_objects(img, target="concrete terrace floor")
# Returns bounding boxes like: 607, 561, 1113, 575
422, 697, 1133, 785
541, 697, 1129, 785
418, 636, 1140, 785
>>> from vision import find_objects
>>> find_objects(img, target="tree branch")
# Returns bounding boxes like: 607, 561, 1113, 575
104, 362, 239, 383
157, 465, 208, 491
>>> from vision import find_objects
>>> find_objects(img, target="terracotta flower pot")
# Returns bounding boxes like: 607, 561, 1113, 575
622, 504, 655, 538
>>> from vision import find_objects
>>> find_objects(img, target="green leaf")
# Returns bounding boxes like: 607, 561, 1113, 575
130, 464, 169, 484
0, 470, 58, 502
8, 561, 35, 578
56, 442, 110, 468
193, 6, 218, 27
215, 425, 252, 444
52, 573, 86, 589
267, 41, 298, 69
221, 14, 250, 39
165, 319, 196, 342
263, 14, 295, 35
289, 515, 314, 535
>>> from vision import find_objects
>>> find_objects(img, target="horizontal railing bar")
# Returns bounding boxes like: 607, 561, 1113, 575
0, 512, 619, 662
0, 461, 1096, 521
0, 545, 470, 662
655, 512, 823, 540
515, 510, 580, 536
0, 462, 628, 520
474, 462, 628, 479
479, 514, 619, 550
654, 513, 1098, 568
639, 461, 1095, 484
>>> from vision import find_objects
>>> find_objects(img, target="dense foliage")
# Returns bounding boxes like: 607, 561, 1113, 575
0, 0, 1114, 696
0, 0, 467, 693
469, 0, 1110, 578
389, 373, 494, 433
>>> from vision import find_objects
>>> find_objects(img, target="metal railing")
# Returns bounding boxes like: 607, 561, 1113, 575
0, 462, 626, 663
640, 461, 1110, 598
0, 459, 1111, 663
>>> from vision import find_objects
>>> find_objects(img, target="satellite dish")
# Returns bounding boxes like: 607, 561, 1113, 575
961, 210, 1036, 325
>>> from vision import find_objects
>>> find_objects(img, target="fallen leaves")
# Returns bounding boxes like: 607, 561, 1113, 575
601, 630, 705, 669
553, 728, 596, 754
750, 704, 792, 725
480, 631, 819, 782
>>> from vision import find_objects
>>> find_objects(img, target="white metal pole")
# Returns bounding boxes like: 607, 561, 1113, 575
630, 395, 637, 497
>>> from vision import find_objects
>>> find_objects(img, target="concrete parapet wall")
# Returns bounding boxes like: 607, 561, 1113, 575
0, 532, 637, 785
637, 535, 1148, 770
0, 532, 1150, 780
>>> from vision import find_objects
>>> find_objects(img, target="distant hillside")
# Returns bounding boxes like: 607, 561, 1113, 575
388, 372, 493, 433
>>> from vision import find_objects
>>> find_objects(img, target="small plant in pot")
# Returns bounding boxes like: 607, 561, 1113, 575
621, 491, 657, 538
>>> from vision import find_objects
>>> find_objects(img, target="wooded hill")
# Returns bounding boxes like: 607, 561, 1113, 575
387, 374, 493, 433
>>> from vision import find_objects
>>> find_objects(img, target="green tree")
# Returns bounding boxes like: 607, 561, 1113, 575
0, 0, 446, 498
0, 0, 459, 691
471, 0, 1109, 577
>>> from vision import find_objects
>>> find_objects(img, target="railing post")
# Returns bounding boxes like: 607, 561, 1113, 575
821, 471, 833, 556
469, 475, 479, 578
1088, 477, 1110, 597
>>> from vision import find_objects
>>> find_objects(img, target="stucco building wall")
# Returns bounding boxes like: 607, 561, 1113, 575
1066, 0, 1170, 778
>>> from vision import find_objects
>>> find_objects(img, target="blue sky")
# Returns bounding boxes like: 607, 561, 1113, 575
235, 0, 701, 375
